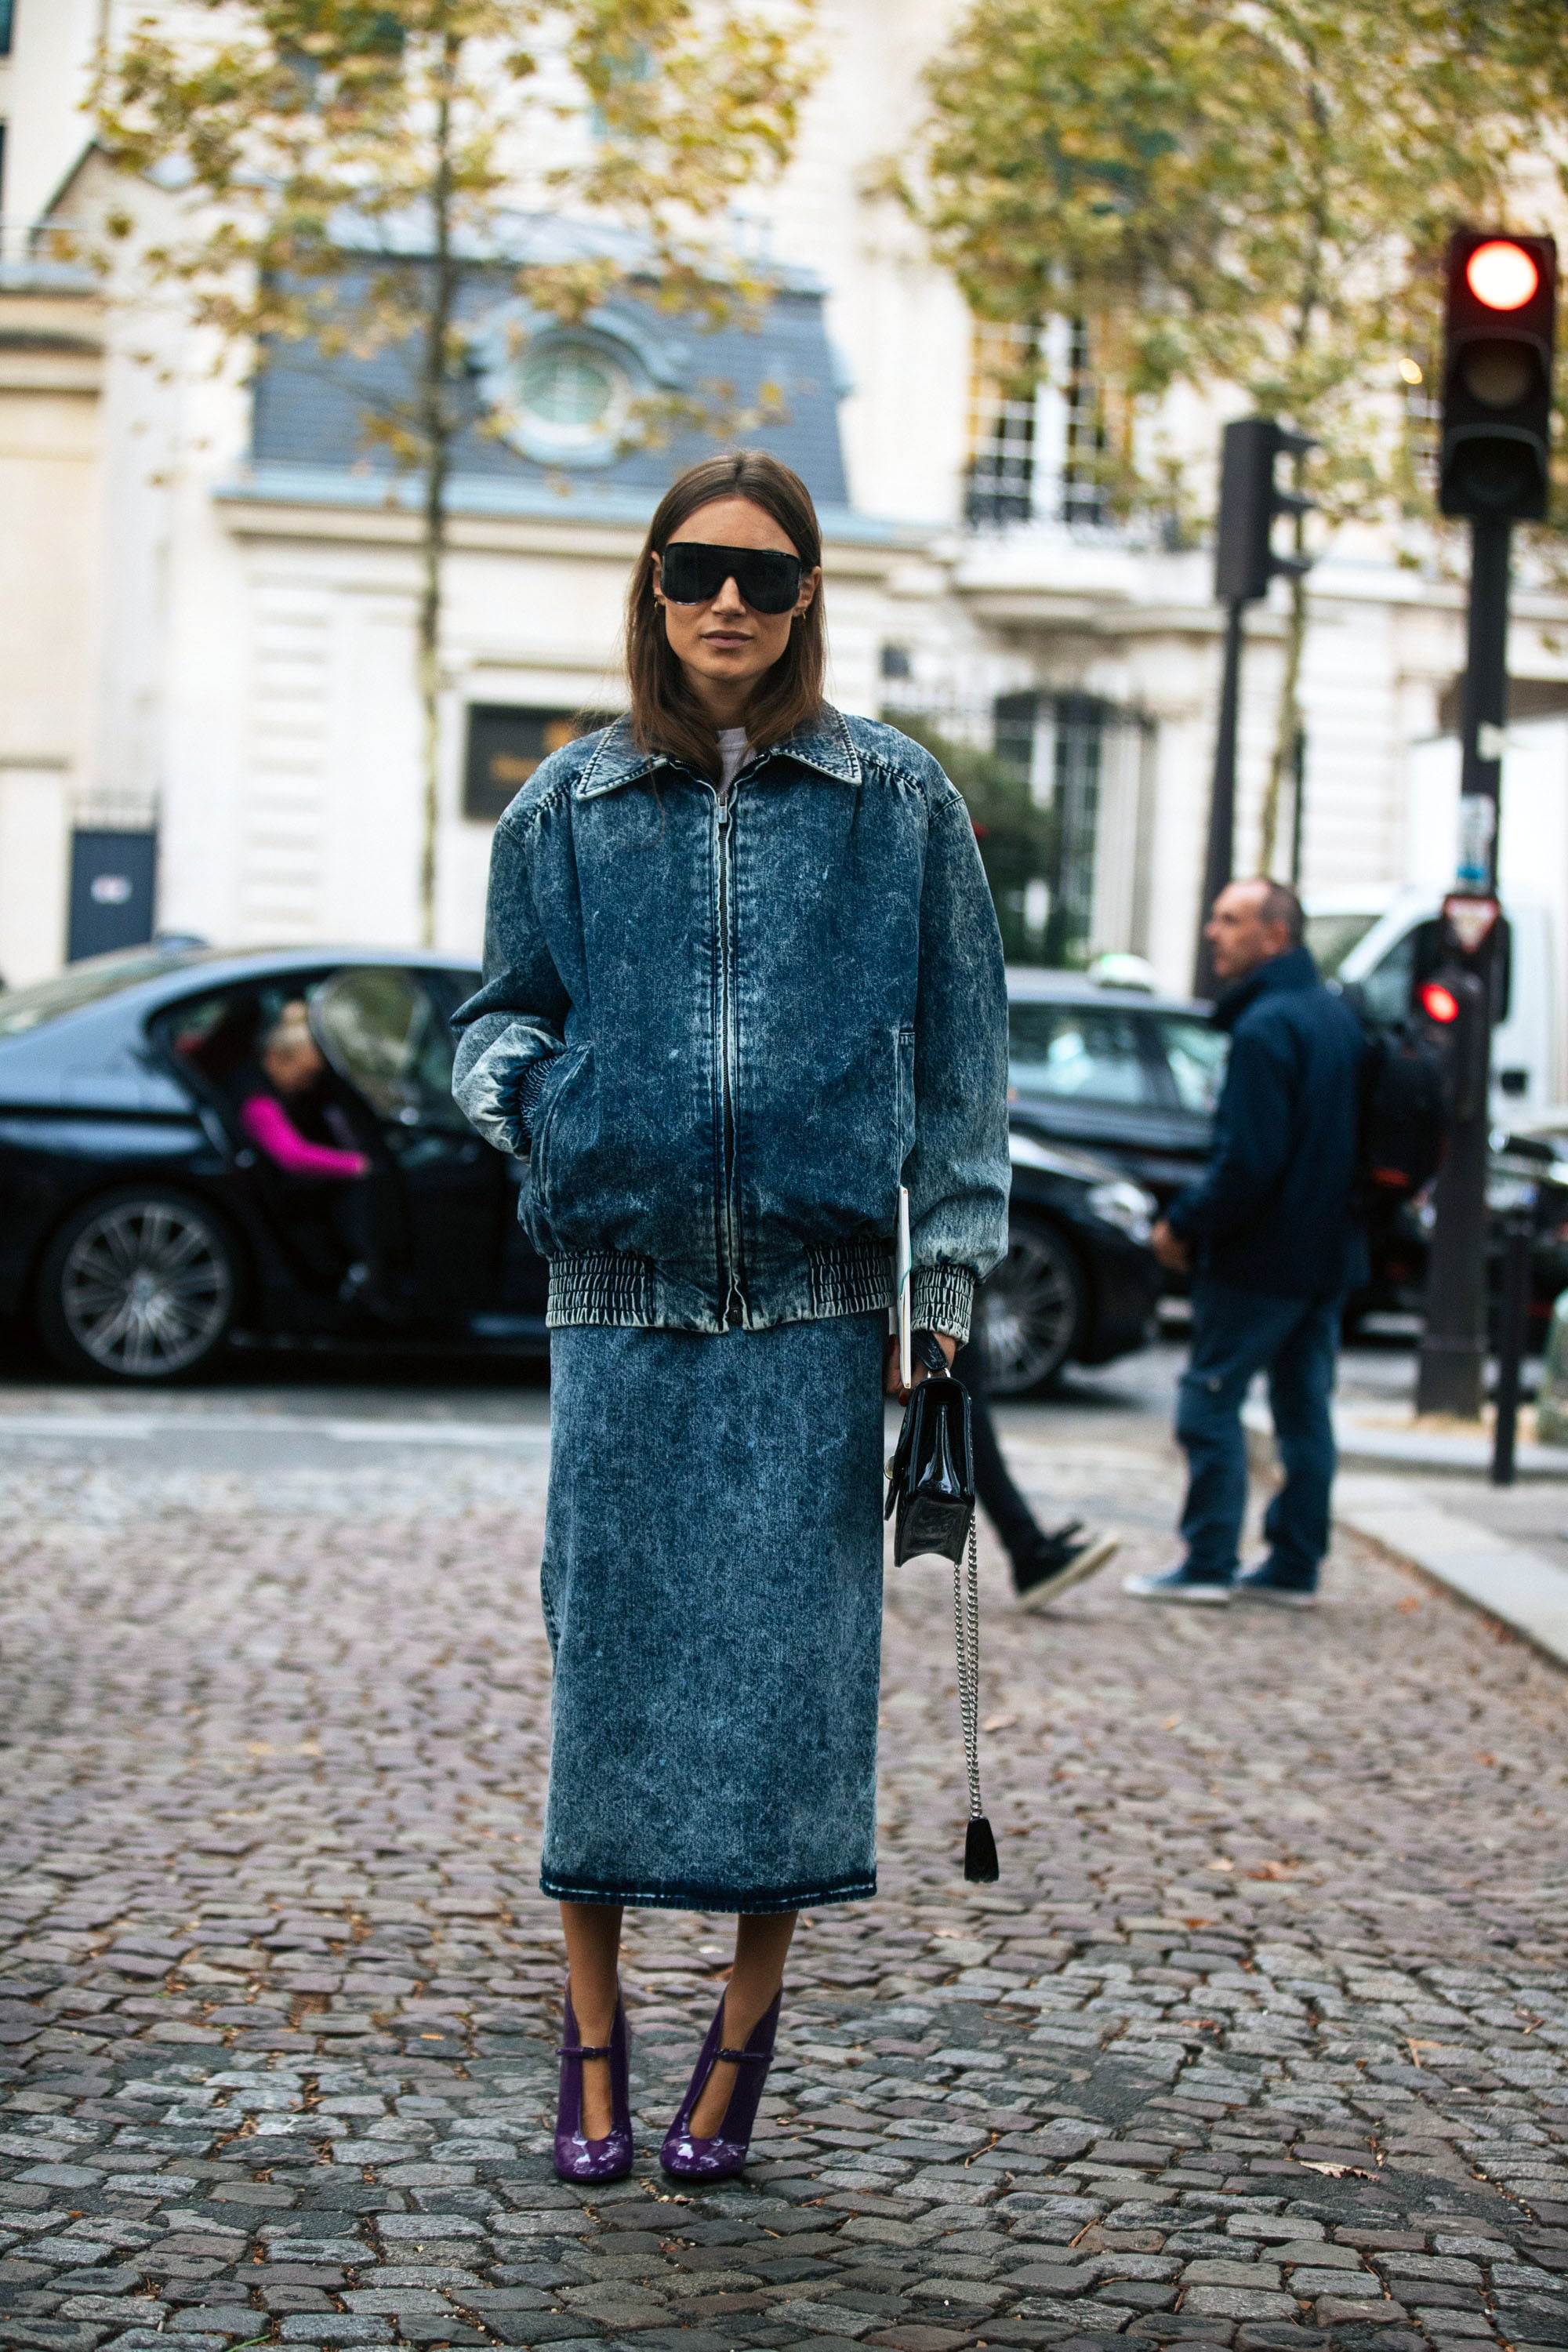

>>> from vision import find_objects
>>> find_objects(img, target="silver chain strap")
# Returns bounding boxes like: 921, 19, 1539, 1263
953, 1513, 983, 1821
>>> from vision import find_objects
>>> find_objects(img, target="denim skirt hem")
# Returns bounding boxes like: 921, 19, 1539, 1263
538, 1868, 877, 1914
538, 1313, 887, 1912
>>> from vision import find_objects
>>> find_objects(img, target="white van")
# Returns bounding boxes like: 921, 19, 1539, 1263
1305, 715, 1568, 1113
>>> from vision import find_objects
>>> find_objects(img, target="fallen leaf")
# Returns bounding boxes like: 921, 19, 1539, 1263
1301, 2160, 1377, 2179
1396, 1595, 1421, 1614
1208, 1857, 1235, 1872
1244, 1860, 1298, 1880
983, 1713, 1018, 1733
1163, 1715, 1182, 1730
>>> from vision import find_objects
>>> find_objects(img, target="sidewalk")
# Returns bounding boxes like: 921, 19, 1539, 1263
1243, 1394, 1568, 1480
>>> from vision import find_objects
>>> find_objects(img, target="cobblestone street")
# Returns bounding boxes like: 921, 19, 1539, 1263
0, 1374, 1564, 2352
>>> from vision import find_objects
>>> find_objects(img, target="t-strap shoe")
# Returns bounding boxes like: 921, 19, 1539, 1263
554, 1983, 633, 2183
660, 1988, 782, 2180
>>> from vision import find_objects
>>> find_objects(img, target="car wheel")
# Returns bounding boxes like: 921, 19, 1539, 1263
973, 1215, 1085, 1396
37, 1189, 238, 1382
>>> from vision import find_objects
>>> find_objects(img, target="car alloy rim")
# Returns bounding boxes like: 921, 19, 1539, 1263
62, 1201, 232, 1376
977, 1227, 1075, 1393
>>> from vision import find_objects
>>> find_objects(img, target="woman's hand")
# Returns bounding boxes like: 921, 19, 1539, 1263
884, 1330, 958, 1399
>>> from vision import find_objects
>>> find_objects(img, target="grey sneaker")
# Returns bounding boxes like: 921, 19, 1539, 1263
1122, 1563, 1232, 1605
1232, 1560, 1318, 1609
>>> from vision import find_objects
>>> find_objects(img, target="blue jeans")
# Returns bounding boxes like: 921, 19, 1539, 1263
1176, 1279, 1342, 1587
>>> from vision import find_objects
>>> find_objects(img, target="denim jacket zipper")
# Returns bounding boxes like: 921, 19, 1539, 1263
714, 781, 746, 1327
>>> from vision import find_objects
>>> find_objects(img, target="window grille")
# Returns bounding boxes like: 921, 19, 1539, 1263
1060, 318, 1107, 528
964, 323, 1036, 526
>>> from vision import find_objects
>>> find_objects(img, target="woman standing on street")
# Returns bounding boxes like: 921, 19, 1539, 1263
452, 450, 1008, 2185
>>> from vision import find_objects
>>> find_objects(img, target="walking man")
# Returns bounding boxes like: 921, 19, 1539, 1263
1125, 879, 1367, 1607
954, 1338, 1120, 1610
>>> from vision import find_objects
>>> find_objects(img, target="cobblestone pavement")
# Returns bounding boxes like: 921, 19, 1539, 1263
0, 1400, 1565, 2352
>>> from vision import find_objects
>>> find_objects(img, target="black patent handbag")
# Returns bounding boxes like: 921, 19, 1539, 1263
885, 1333, 999, 1882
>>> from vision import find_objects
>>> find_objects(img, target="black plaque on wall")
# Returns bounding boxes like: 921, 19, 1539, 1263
463, 705, 584, 822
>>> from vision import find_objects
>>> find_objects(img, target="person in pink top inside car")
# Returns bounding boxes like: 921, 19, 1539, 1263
239, 1002, 369, 1180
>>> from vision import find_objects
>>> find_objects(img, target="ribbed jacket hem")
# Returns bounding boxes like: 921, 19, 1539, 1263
807, 1238, 893, 1318
546, 1250, 659, 1327
911, 1260, 976, 1343
544, 1245, 975, 1337
539, 1867, 877, 1913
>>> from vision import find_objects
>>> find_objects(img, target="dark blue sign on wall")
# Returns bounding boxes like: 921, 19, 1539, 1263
67, 830, 158, 963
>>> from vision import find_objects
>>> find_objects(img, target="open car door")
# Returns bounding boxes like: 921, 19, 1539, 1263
309, 965, 514, 1329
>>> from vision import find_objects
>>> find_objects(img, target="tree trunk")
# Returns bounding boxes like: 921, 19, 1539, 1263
1259, 552, 1306, 878
416, 34, 460, 949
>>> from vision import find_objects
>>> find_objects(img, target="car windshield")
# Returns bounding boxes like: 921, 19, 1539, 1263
1007, 1004, 1153, 1104
0, 949, 194, 1039
1304, 910, 1381, 977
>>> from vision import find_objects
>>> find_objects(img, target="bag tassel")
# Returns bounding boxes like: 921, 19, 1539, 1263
955, 1516, 999, 1882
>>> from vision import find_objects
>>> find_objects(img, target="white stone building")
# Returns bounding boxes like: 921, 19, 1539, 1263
3, 0, 1568, 998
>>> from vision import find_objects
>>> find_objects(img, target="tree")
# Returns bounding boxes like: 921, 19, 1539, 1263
893, 715, 1058, 964
895, 0, 1568, 876
95, 0, 816, 942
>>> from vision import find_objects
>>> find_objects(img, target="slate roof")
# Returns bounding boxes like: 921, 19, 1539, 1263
249, 256, 851, 510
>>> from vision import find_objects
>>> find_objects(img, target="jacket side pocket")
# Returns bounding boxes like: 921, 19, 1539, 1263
529, 1043, 590, 1227
897, 1022, 916, 1172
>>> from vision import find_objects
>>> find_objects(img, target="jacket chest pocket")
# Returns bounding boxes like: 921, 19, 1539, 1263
897, 1023, 916, 1170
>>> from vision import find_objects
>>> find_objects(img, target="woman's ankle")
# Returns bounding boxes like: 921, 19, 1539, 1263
567, 1976, 618, 2047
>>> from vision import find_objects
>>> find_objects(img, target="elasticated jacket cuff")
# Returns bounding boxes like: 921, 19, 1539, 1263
910, 1261, 976, 1344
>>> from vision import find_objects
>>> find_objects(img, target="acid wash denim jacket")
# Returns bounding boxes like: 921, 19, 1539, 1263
450, 705, 1010, 1343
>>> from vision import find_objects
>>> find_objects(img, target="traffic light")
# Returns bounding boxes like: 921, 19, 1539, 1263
1439, 229, 1557, 521
1415, 965, 1490, 1123
1214, 417, 1316, 603
1417, 978, 1461, 1027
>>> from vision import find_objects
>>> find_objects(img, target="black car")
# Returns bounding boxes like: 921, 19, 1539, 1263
1002, 966, 1568, 1338
1004, 967, 1223, 1212
0, 943, 1161, 1389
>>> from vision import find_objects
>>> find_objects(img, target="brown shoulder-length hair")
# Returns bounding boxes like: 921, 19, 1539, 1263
625, 450, 826, 779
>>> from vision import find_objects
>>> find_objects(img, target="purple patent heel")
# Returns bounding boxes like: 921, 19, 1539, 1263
554, 1983, 633, 2183
660, 1987, 782, 2180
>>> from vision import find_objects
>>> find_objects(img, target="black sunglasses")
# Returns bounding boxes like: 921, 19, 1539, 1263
659, 540, 804, 614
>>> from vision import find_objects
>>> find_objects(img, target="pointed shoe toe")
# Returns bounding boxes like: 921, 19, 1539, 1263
660, 1987, 782, 2181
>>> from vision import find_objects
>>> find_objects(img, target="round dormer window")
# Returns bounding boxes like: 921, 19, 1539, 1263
510, 334, 633, 464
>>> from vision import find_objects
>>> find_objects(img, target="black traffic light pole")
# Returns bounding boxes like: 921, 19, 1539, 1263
1415, 226, 1555, 1422
1193, 419, 1314, 996
1415, 515, 1511, 1421
1193, 599, 1246, 1001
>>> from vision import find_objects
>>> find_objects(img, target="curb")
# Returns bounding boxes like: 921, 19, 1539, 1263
1334, 1471, 1568, 1670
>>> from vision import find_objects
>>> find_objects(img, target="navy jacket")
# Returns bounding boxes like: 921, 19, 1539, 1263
1167, 946, 1367, 1301
450, 708, 1010, 1342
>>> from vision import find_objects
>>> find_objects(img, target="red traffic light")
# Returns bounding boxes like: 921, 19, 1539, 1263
1466, 240, 1541, 312
1441, 229, 1557, 519
1419, 980, 1461, 1025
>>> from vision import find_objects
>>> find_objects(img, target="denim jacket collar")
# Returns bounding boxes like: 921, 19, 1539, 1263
572, 704, 862, 799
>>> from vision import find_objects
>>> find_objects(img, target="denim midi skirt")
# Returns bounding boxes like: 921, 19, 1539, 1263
538, 1311, 887, 1912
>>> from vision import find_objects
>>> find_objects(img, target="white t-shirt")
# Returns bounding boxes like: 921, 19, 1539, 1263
717, 727, 750, 800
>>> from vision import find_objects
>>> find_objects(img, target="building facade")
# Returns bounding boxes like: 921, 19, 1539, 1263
3, 0, 1568, 994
